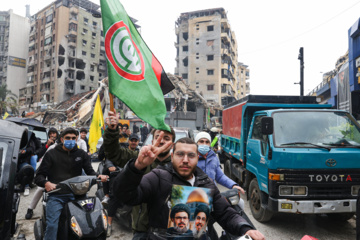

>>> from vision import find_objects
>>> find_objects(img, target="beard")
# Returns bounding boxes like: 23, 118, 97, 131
193, 225, 205, 238
174, 225, 188, 233
158, 150, 170, 158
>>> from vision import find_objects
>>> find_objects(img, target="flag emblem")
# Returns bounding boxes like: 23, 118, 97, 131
105, 21, 145, 81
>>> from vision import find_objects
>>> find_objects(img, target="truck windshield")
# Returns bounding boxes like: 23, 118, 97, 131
273, 111, 360, 148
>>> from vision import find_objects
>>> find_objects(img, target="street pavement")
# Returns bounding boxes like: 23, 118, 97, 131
15, 162, 357, 240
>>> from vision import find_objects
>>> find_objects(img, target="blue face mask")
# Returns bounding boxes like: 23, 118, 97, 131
64, 140, 76, 150
198, 145, 210, 155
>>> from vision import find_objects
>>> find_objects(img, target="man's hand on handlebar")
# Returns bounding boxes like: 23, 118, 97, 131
45, 181, 57, 192
245, 230, 265, 240
232, 185, 245, 195
98, 174, 109, 182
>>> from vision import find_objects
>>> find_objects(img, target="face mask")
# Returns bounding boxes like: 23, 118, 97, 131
64, 140, 76, 150
198, 145, 210, 155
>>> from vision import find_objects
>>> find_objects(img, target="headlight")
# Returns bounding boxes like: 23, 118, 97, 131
69, 180, 90, 195
352, 185, 360, 196
228, 194, 240, 205
70, 216, 83, 237
279, 186, 307, 196
102, 210, 108, 230
279, 186, 293, 196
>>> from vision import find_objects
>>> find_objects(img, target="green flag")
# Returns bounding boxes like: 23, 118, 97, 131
101, 0, 174, 131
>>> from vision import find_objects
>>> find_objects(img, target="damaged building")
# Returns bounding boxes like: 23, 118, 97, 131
175, 8, 244, 107
164, 73, 221, 130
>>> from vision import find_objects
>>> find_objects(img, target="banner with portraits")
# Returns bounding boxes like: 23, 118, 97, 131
166, 185, 213, 239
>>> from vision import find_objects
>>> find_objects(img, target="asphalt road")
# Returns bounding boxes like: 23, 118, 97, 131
15, 162, 357, 240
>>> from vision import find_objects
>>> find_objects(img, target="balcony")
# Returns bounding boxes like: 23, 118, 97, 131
69, 17, 78, 24
70, 7, 79, 14
68, 40, 77, 48
44, 54, 52, 61
42, 76, 51, 83
66, 88, 74, 94
65, 77, 75, 82
69, 29, 77, 36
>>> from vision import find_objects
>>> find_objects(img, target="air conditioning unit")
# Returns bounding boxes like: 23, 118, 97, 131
81, 32, 85, 35
92, 36, 96, 39
65, 35, 69, 38
84, 22, 88, 25
91, 46, 95, 49
83, 43, 86, 46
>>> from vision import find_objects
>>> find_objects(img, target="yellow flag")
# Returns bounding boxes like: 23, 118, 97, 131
2, 112, 9, 119
88, 95, 104, 154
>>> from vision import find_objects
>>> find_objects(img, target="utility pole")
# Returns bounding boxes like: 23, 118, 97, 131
294, 47, 304, 96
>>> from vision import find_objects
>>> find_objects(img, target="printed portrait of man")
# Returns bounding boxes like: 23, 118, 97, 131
167, 203, 193, 239
193, 204, 210, 239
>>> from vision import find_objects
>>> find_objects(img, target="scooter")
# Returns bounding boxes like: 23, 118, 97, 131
95, 160, 132, 230
33, 176, 108, 240
220, 189, 255, 240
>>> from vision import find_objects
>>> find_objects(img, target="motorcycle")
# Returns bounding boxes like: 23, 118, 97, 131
220, 189, 255, 240
33, 176, 108, 240
95, 159, 132, 230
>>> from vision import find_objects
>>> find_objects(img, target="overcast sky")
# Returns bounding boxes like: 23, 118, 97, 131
3, 0, 360, 96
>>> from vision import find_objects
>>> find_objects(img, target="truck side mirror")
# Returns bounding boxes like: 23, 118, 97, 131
261, 117, 273, 135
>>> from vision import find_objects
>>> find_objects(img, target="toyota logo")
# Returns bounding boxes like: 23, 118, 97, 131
325, 159, 337, 167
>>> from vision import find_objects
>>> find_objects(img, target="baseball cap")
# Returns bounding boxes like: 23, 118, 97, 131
129, 133, 139, 141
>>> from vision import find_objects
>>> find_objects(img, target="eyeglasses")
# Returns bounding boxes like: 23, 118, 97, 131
174, 151, 197, 160
196, 216, 206, 221
174, 216, 188, 220
64, 137, 76, 140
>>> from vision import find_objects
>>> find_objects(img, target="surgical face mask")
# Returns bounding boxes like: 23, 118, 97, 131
198, 145, 210, 155
64, 140, 76, 150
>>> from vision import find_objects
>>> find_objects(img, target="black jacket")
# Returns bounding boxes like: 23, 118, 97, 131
113, 159, 253, 237
35, 144, 97, 187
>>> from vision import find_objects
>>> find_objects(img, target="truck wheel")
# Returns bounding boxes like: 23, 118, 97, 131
224, 160, 237, 181
249, 178, 273, 222
327, 213, 354, 221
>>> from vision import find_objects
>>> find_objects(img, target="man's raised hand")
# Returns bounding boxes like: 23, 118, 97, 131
134, 131, 172, 170
105, 110, 119, 130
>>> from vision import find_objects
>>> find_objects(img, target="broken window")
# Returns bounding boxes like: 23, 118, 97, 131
76, 59, 86, 69
57, 68, 62, 78
58, 56, 64, 66
90, 65, 95, 71
182, 57, 188, 67
76, 71, 85, 80
58, 45, 65, 55
90, 75, 94, 81
182, 32, 188, 41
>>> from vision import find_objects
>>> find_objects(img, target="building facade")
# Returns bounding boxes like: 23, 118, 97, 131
0, 10, 30, 100
19, 0, 107, 112
237, 62, 250, 99
175, 8, 240, 106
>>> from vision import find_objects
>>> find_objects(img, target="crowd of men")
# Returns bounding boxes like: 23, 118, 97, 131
23, 110, 265, 240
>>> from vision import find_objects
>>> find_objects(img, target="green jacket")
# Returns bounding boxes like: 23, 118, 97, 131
103, 127, 138, 167
132, 155, 172, 233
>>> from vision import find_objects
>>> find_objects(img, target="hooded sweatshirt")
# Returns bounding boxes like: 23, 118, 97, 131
35, 143, 97, 188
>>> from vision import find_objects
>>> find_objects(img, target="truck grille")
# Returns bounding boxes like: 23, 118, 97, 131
268, 169, 359, 200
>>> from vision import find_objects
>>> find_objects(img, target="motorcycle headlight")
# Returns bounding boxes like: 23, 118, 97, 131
69, 180, 90, 195
102, 210, 108, 230
70, 216, 83, 237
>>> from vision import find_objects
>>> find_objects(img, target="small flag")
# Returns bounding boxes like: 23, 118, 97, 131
88, 95, 104, 154
3, 112, 9, 120
100, 0, 174, 131
207, 109, 211, 122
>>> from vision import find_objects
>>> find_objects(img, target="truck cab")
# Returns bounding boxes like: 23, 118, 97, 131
220, 95, 360, 222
